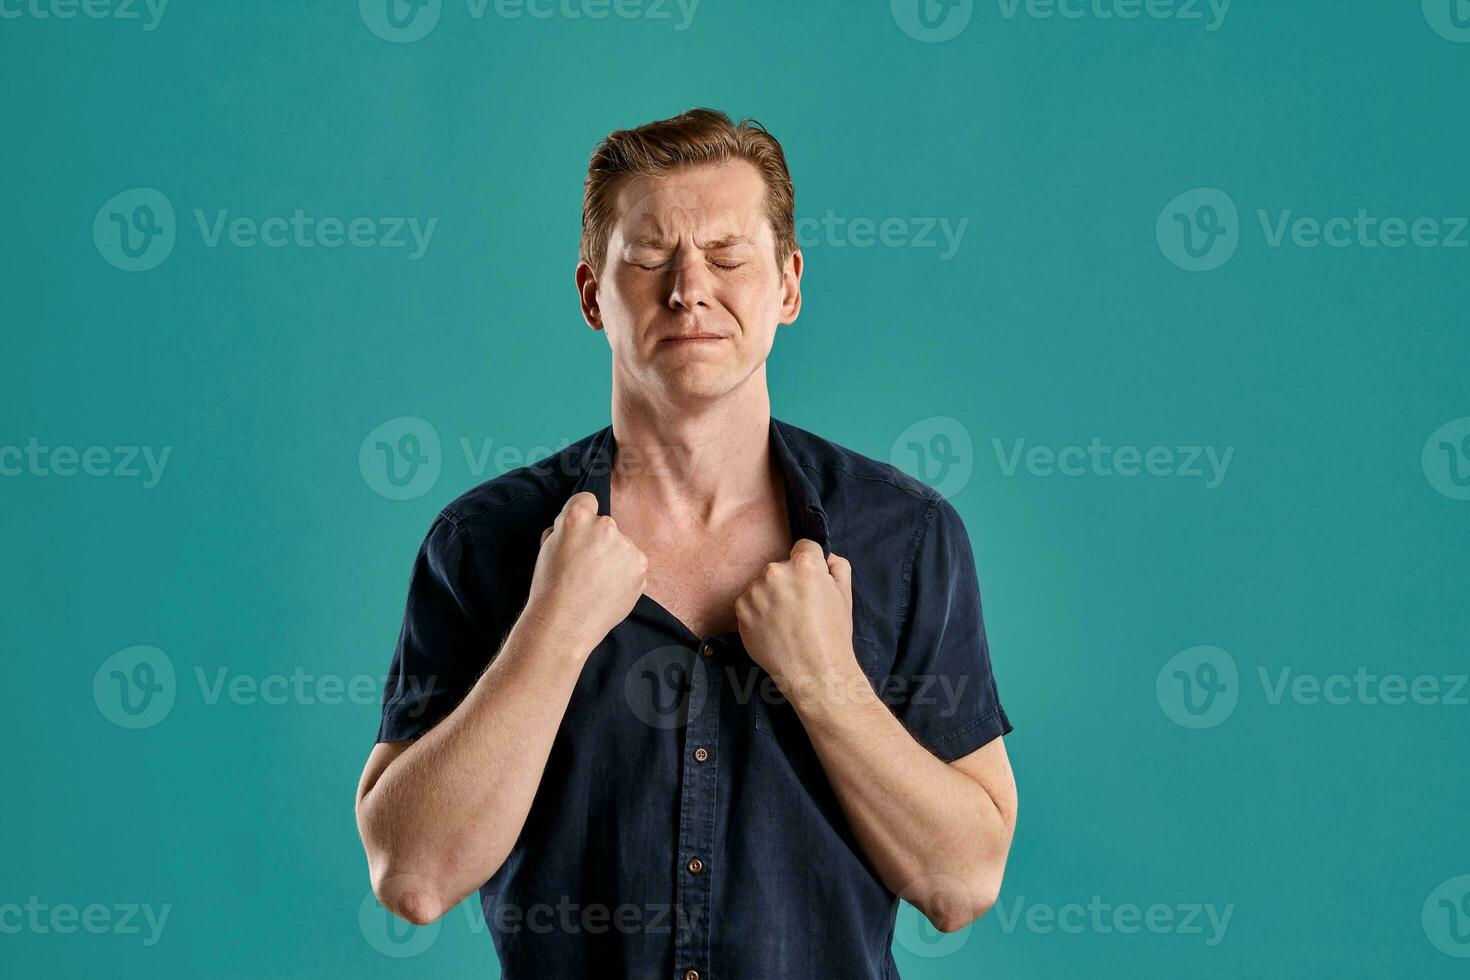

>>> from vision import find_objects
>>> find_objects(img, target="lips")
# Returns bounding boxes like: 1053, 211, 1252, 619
661, 334, 726, 342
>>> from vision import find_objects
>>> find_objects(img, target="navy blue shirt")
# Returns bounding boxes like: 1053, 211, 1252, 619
378, 416, 1011, 980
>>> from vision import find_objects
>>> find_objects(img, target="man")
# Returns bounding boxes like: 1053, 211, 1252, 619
355, 107, 1016, 979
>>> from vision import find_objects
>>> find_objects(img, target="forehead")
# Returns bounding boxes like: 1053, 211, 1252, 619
610, 159, 770, 243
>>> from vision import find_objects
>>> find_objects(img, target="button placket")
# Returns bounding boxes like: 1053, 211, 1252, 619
674, 639, 720, 980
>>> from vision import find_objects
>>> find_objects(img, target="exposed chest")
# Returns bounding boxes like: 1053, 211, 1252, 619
621, 502, 794, 640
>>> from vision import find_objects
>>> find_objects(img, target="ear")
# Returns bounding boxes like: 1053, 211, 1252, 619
778, 248, 803, 326
575, 260, 603, 331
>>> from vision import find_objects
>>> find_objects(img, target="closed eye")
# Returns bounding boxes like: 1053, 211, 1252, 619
634, 259, 744, 271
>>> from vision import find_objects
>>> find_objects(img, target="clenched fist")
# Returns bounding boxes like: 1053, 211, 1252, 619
734, 539, 862, 709
522, 492, 648, 655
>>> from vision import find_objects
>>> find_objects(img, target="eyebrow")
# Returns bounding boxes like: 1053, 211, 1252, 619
630, 234, 754, 251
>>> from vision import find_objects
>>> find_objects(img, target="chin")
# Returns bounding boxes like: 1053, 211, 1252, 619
653, 363, 741, 401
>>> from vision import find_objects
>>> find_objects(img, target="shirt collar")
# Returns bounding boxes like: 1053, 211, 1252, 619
569, 416, 831, 559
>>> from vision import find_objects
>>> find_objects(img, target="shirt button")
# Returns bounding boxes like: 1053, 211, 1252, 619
683, 971, 700, 980
687, 857, 704, 874
701, 642, 714, 658
693, 747, 709, 763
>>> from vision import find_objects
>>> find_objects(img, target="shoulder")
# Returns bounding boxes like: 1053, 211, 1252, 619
776, 417, 977, 572
776, 416, 941, 514
431, 428, 603, 542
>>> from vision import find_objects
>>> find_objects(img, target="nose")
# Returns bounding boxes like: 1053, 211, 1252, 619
666, 250, 713, 312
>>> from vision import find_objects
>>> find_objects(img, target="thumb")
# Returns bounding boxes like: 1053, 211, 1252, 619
826, 552, 852, 610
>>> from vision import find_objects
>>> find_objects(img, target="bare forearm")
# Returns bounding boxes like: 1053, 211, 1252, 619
357, 608, 590, 921
791, 662, 1013, 930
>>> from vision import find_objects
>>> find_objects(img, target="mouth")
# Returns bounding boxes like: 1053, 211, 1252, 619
660, 334, 727, 345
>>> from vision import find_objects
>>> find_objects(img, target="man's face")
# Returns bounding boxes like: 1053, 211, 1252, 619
578, 159, 802, 404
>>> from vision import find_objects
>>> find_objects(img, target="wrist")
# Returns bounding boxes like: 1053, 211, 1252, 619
781, 651, 876, 724
516, 598, 599, 662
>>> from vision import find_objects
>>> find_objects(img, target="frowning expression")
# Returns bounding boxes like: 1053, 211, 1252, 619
578, 159, 802, 403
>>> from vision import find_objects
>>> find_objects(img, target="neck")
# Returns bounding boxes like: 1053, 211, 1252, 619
608, 374, 775, 525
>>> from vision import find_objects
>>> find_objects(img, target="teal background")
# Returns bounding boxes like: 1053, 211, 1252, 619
3, 1, 1468, 976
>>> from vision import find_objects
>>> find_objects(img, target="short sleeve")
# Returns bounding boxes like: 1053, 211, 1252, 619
377, 514, 497, 742
889, 496, 1012, 762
